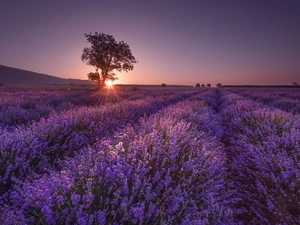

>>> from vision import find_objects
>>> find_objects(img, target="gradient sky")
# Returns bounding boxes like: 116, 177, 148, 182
0, 0, 299, 85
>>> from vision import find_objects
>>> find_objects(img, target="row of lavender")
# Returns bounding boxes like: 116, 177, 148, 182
1, 89, 236, 224
1, 87, 299, 224
0, 87, 204, 199
219, 90, 300, 224
0, 87, 197, 131
0, 89, 93, 130
229, 88, 300, 114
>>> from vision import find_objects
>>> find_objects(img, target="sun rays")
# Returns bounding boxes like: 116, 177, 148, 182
90, 84, 122, 106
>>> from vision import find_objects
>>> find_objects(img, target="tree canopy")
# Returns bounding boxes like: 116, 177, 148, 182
81, 32, 138, 87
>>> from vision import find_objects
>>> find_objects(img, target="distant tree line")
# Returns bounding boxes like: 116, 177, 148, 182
195, 83, 222, 87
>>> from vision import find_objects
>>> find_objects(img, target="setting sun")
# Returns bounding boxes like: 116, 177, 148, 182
105, 80, 113, 87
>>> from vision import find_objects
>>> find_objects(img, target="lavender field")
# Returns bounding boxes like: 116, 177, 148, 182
0, 86, 299, 224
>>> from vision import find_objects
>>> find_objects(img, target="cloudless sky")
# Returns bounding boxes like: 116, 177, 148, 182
0, 0, 299, 85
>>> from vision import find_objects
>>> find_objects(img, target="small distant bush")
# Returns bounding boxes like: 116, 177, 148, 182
161, 83, 167, 87
195, 83, 200, 87
216, 83, 222, 87
201, 84, 205, 87
207, 83, 211, 87
132, 86, 139, 91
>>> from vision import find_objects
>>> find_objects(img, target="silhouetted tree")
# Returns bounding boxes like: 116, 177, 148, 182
161, 83, 167, 87
293, 82, 299, 86
216, 83, 222, 87
207, 83, 211, 87
87, 72, 100, 86
81, 32, 138, 88
195, 83, 200, 87
201, 84, 205, 87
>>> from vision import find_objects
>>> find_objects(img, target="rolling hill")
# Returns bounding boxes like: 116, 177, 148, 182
0, 65, 92, 85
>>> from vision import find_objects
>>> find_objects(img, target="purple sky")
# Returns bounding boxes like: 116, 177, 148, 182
0, 0, 299, 85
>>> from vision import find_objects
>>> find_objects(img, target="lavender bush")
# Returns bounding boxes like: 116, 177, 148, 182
220, 91, 300, 224
0, 88, 202, 199
1, 86, 299, 224
2, 97, 235, 224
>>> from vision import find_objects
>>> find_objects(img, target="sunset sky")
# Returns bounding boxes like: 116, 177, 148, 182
0, 0, 299, 85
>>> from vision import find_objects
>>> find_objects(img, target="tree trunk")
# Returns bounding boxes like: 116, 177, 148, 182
101, 72, 107, 86
97, 72, 107, 89
97, 80, 102, 88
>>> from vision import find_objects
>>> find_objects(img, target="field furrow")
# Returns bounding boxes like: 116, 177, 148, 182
228, 88, 300, 115
219, 90, 300, 224
1, 87, 299, 224
0, 87, 202, 131
0, 88, 206, 200
1, 88, 235, 224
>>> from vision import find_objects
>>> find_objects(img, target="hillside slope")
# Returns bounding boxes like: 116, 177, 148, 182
0, 65, 92, 85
